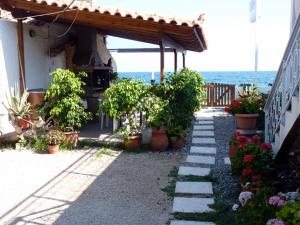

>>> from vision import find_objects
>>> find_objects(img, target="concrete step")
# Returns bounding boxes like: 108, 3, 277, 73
178, 166, 211, 176
224, 157, 231, 165
195, 121, 214, 125
192, 131, 215, 137
193, 125, 214, 130
175, 182, 213, 194
186, 155, 215, 165
190, 146, 216, 155
192, 137, 216, 145
173, 197, 214, 213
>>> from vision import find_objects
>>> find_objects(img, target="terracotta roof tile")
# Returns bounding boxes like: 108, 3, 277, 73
24, 0, 203, 28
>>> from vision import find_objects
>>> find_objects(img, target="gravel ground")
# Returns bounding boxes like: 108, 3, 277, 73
210, 108, 240, 204
0, 149, 184, 225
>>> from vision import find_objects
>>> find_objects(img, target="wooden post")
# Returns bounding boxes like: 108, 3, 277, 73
65, 44, 73, 71
182, 52, 186, 68
159, 41, 165, 83
17, 19, 25, 95
174, 49, 177, 73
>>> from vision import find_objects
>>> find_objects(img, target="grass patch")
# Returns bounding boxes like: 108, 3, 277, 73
94, 148, 120, 158
161, 167, 179, 199
173, 202, 235, 225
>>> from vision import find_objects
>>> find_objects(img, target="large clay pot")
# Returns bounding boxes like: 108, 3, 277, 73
124, 135, 140, 150
28, 90, 46, 120
151, 126, 169, 151
48, 145, 59, 154
171, 138, 185, 150
235, 114, 259, 130
64, 131, 79, 147
16, 116, 31, 129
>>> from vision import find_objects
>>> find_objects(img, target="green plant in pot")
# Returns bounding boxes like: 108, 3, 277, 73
45, 130, 65, 154
3, 87, 32, 129
167, 124, 187, 150
41, 69, 92, 147
99, 78, 149, 150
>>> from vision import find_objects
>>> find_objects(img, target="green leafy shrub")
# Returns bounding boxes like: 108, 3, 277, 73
276, 202, 300, 225
41, 69, 92, 131
45, 130, 65, 145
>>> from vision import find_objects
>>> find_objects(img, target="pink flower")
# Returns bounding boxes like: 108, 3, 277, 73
243, 154, 254, 164
251, 135, 261, 144
260, 143, 272, 151
242, 168, 252, 177
267, 219, 285, 225
277, 199, 285, 207
269, 196, 280, 205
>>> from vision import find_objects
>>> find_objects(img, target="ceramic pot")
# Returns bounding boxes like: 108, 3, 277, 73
235, 113, 259, 130
16, 116, 31, 129
48, 145, 59, 154
64, 131, 79, 147
124, 135, 140, 150
171, 138, 185, 150
151, 125, 169, 151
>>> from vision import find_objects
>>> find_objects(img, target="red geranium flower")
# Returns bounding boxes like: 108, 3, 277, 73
237, 136, 247, 144
242, 168, 252, 177
244, 154, 254, 163
238, 144, 245, 150
252, 135, 261, 144
233, 131, 241, 137
224, 106, 232, 113
260, 143, 272, 151
229, 145, 236, 158
256, 98, 264, 103
232, 99, 241, 107
252, 174, 261, 183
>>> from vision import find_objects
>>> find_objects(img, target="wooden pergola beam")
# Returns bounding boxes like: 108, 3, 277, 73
159, 40, 165, 83
182, 52, 186, 68
162, 34, 186, 53
174, 49, 178, 73
109, 48, 175, 53
17, 19, 25, 95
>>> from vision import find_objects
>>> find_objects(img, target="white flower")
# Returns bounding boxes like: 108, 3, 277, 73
239, 191, 253, 207
232, 203, 239, 211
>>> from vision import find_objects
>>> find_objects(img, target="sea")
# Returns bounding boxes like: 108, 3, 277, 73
119, 71, 276, 93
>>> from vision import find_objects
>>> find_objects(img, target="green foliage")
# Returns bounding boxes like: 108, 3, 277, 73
99, 78, 149, 136
3, 87, 31, 120
45, 130, 65, 145
31, 137, 47, 153
235, 187, 277, 225
276, 202, 300, 225
42, 69, 92, 131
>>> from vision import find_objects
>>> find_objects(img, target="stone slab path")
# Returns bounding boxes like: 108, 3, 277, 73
170, 108, 218, 225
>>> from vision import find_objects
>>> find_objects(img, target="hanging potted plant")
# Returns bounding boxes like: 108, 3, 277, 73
3, 87, 32, 129
225, 88, 264, 130
40, 69, 92, 147
99, 78, 149, 150
45, 129, 65, 154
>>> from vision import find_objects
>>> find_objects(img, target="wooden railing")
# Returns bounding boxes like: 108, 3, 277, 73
203, 83, 236, 107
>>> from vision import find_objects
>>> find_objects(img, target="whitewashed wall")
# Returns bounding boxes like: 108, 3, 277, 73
291, 0, 300, 34
0, 20, 68, 134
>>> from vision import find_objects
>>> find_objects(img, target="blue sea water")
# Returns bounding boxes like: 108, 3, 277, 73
119, 71, 276, 91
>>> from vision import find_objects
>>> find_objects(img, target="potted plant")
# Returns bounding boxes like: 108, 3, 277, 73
99, 78, 149, 150
225, 88, 264, 130
45, 129, 65, 154
41, 69, 92, 147
168, 125, 187, 150
3, 87, 32, 129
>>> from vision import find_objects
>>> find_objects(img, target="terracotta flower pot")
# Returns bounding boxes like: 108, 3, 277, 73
64, 131, 79, 147
151, 126, 169, 151
48, 145, 59, 154
124, 135, 140, 150
171, 138, 185, 150
16, 116, 31, 129
235, 113, 259, 130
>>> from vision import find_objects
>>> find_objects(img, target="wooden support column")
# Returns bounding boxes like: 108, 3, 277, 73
159, 41, 165, 83
174, 49, 177, 73
65, 44, 73, 71
182, 53, 186, 68
17, 19, 25, 95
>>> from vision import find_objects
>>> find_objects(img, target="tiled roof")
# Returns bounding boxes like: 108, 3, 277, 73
22, 0, 204, 28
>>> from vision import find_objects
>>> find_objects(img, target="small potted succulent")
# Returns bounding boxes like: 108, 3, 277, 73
45, 130, 65, 154
3, 87, 32, 129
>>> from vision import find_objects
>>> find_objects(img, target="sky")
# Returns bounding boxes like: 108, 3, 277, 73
95, 0, 291, 72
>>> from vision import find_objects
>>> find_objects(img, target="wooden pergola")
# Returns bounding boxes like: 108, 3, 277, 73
0, 0, 207, 92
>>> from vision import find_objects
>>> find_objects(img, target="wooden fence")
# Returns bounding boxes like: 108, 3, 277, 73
203, 83, 236, 107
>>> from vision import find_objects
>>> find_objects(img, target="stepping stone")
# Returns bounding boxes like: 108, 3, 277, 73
192, 131, 215, 137
171, 221, 216, 225
195, 116, 214, 121
194, 125, 214, 130
224, 157, 231, 165
192, 137, 216, 144
190, 146, 216, 155
173, 197, 214, 213
175, 182, 213, 194
195, 121, 214, 125
186, 155, 215, 165
178, 166, 211, 176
